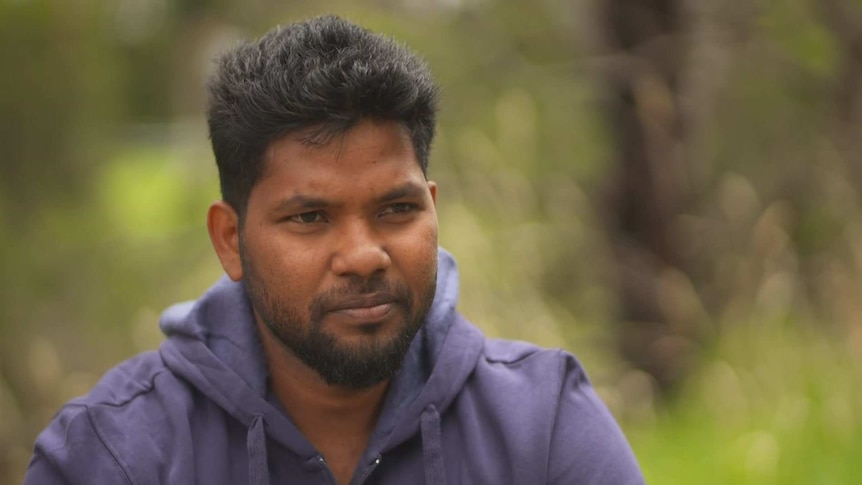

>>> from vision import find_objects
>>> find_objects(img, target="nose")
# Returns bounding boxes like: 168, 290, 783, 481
330, 218, 391, 278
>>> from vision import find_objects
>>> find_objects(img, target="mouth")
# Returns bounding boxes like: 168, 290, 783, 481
327, 294, 398, 323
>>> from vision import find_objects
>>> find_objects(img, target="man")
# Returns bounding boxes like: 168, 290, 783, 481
25, 16, 643, 484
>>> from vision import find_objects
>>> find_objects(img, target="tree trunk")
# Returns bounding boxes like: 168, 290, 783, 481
597, 0, 695, 394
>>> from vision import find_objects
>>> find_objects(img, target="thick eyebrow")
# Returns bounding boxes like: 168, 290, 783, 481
270, 194, 336, 215
377, 181, 427, 203
269, 180, 428, 215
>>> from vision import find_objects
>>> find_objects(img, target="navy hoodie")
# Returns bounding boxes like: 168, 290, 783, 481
25, 248, 644, 484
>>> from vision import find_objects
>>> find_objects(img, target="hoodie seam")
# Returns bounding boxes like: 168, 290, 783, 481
82, 404, 136, 485
31, 444, 73, 483
482, 347, 545, 365
88, 368, 174, 409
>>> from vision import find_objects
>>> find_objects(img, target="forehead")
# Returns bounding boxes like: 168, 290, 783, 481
253, 120, 424, 200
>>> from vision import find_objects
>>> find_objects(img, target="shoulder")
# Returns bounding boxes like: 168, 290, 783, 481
471, 338, 645, 484
476, 338, 585, 394
25, 401, 134, 485
456, 338, 580, 446
25, 351, 197, 484
76, 350, 173, 405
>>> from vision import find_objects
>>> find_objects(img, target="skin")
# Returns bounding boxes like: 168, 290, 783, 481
207, 119, 438, 485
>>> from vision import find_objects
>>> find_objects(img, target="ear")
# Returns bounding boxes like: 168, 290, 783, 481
207, 201, 243, 281
427, 180, 437, 206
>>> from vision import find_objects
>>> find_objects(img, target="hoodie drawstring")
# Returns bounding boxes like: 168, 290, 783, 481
420, 405, 446, 485
247, 415, 270, 485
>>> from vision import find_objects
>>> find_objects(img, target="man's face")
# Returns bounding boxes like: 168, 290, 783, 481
238, 120, 438, 389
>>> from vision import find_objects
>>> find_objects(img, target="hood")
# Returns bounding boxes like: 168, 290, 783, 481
158, 247, 484, 484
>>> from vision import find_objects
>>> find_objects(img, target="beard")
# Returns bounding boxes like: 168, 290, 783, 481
240, 249, 436, 390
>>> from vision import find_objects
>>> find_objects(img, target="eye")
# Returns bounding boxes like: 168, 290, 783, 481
379, 202, 420, 223
287, 211, 327, 224
380, 202, 418, 217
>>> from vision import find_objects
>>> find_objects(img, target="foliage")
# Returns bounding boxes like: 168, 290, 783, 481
631, 317, 862, 483
2, 0, 862, 483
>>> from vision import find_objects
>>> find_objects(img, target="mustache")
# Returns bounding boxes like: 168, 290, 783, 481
311, 277, 412, 314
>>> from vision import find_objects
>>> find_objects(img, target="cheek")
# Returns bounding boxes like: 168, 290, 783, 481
245, 231, 326, 287
395, 219, 439, 277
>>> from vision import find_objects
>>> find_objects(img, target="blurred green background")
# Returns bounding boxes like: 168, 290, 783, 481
2, 0, 862, 483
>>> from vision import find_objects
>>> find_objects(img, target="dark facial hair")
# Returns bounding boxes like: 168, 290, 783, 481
241, 247, 436, 389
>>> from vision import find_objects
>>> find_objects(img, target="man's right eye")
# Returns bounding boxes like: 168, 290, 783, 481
287, 211, 326, 224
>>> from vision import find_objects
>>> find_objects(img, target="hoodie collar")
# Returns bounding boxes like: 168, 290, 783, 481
158, 247, 483, 459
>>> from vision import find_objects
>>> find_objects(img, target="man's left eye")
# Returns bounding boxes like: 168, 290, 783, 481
380, 203, 417, 216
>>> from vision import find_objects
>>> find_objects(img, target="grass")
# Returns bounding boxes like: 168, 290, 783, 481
627, 318, 862, 484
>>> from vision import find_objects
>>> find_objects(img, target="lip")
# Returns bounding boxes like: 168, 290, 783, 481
327, 294, 398, 323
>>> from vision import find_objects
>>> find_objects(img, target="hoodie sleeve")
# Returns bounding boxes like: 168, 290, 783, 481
547, 353, 645, 485
24, 404, 133, 485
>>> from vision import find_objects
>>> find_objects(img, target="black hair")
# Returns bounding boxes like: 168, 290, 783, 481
206, 15, 439, 218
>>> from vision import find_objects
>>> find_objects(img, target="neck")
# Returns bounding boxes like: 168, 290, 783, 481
255, 319, 389, 474
267, 347, 390, 436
